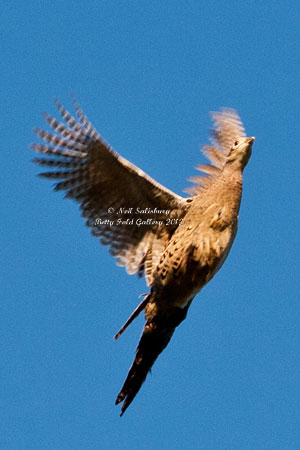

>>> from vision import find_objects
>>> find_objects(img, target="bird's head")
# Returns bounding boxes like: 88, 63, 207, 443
226, 136, 255, 170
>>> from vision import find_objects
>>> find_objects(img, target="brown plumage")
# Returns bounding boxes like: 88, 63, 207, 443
32, 99, 254, 415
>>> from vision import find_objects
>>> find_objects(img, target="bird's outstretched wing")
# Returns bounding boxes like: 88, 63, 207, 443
186, 108, 246, 195
32, 99, 190, 283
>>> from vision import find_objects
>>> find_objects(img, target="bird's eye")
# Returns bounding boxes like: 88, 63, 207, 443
234, 140, 239, 146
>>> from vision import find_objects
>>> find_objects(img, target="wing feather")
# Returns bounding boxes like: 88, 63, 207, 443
33, 100, 189, 282
186, 108, 246, 195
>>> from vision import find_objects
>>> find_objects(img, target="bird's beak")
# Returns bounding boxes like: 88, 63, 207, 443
247, 137, 255, 144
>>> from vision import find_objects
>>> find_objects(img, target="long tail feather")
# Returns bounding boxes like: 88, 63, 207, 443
115, 303, 190, 416
114, 294, 150, 341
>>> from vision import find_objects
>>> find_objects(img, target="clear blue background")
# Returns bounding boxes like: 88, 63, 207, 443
1, 1, 299, 449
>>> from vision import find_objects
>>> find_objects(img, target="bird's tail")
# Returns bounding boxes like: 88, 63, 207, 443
115, 303, 190, 416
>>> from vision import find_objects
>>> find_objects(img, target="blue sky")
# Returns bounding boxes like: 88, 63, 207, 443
1, 1, 300, 449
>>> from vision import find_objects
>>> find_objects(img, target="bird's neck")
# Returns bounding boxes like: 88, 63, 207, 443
220, 168, 243, 213
223, 158, 244, 175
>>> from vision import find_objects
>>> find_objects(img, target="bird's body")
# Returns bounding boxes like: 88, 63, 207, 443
32, 100, 254, 415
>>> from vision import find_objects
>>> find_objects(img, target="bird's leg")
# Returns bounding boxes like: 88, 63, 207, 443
114, 293, 150, 340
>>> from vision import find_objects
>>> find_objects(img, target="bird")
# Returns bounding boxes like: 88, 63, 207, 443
32, 99, 254, 416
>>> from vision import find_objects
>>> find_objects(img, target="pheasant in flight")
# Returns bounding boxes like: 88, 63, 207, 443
32, 100, 254, 415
